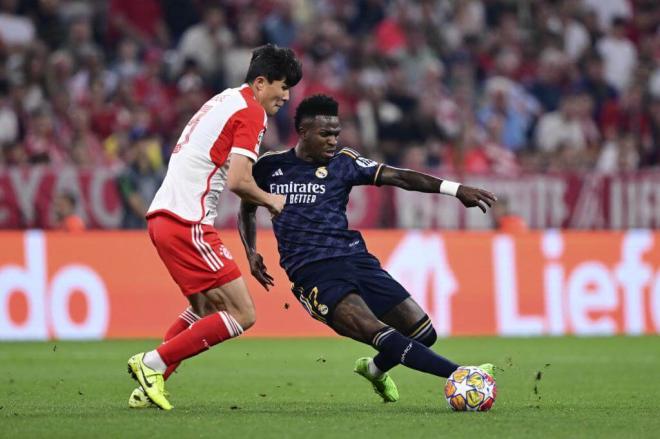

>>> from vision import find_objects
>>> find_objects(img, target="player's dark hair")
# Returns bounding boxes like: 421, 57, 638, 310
294, 94, 338, 133
244, 44, 302, 87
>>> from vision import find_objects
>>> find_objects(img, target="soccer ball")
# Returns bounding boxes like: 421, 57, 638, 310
444, 366, 497, 411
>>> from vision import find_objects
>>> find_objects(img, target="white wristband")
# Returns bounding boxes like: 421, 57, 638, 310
439, 180, 460, 197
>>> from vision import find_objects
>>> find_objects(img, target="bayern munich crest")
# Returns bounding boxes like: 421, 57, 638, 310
219, 245, 233, 260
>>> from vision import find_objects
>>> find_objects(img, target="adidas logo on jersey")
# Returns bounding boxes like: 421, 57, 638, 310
272, 168, 284, 177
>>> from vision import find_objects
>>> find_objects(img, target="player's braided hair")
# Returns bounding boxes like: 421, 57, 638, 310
294, 94, 338, 133
244, 43, 302, 87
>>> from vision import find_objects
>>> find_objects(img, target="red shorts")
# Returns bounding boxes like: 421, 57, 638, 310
147, 214, 241, 296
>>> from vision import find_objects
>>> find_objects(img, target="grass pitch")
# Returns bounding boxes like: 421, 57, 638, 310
1, 337, 658, 438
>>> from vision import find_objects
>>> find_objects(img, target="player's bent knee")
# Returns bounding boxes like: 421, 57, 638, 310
236, 305, 256, 331
231, 289, 257, 330
227, 292, 256, 330
332, 294, 386, 344
188, 292, 217, 317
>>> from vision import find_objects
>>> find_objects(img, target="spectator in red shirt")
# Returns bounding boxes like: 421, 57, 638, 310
24, 108, 67, 164
107, 0, 170, 48
492, 196, 528, 234
132, 49, 176, 132
53, 191, 86, 232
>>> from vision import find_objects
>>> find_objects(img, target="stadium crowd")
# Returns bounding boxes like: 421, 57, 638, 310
0, 0, 659, 228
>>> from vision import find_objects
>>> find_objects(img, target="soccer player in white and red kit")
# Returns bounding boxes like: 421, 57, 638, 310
126, 44, 302, 410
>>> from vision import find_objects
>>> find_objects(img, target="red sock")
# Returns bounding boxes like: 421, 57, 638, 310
161, 308, 200, 380
157, 311, 243, 366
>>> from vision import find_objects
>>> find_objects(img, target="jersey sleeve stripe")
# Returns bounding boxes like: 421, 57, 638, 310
339, 149, 358, 159
341, 147, 360, 157
230, 147, 258, 162
373, 164, 384, 184
256, 149, 289, 162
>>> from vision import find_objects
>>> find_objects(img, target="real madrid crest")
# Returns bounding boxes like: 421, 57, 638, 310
315, 166, 328, 179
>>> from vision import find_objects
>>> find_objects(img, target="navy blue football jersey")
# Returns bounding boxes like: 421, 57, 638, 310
252, 147, 384, 277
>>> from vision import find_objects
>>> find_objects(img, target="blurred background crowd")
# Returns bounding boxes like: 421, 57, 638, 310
0, 0, 659, 229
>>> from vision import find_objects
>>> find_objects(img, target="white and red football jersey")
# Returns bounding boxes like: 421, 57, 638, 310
147, 84, 267, 225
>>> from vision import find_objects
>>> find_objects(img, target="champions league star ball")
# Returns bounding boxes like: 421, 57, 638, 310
444, 366, 497, 411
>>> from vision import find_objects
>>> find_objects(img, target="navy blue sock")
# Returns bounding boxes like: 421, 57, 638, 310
372, 326, 458, 378
373, 316, 438, 373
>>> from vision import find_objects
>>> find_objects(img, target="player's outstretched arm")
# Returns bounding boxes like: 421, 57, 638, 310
377, 166, 497, 213
227, 154, 286, 217
238, 200, 274, 290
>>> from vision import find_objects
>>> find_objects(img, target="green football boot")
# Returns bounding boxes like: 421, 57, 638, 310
354, 357, 399, 403
127, 353, 173, 410
478, 363, 496, 378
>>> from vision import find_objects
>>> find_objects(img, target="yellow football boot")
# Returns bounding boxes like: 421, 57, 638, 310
127, 353, 173, 410
128, 387, 156, 409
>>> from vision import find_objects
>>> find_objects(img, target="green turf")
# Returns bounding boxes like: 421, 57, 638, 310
1, 337, 658, 438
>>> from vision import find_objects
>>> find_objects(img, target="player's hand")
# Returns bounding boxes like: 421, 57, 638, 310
248, 252, 275, 291
456, 185, 497, 213
266, 194, 287, 217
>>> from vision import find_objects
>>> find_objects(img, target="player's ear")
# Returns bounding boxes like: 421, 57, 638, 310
254, 76, 266, 91
298, 121, 309, 138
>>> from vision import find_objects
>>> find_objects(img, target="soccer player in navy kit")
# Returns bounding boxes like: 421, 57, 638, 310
239, 95, 497, 402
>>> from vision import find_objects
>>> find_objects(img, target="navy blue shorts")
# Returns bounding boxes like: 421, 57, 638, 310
290, 253, 410, 325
